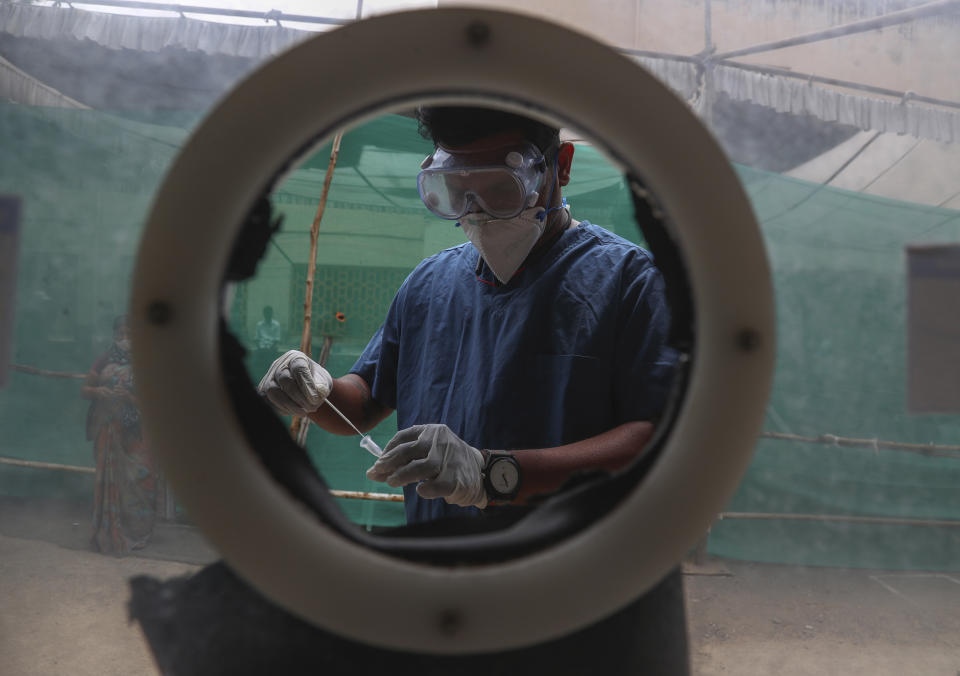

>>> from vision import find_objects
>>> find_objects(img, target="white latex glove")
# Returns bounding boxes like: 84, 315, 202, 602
366, 424, 487, 508
257, 350, 333, 416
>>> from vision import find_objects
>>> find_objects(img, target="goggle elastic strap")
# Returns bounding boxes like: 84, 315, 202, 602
535, 155, 562, 222
541, 197, 568, 221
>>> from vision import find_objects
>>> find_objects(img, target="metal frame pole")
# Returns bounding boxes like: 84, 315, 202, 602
713, 0, 960, 61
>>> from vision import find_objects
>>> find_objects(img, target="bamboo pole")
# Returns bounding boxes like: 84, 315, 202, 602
14, 454, 960, 517
11, 355, 960, 460
329, 489, 403, 503
12, 455, 960, 515
10, 362, 960, 460
296, 335, 333, 446
290, 130, 344, 441
9, 364, 86, 380
0, 456, 94, 474
719, 512, 960, 528
759, 431, 960, 460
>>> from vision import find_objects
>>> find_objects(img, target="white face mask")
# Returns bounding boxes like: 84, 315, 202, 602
459, 206, 546, 284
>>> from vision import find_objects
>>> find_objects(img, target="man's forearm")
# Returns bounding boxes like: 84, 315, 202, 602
508, 421, 655, 502
306, 373, 392, 435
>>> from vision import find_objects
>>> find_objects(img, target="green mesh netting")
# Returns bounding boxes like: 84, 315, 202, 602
1, 104, 959, 566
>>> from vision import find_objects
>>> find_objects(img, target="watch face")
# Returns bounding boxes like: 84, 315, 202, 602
489, 457, 520, 495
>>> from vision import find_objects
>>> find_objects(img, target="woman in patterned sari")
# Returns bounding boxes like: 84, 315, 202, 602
83, 316, 157, 555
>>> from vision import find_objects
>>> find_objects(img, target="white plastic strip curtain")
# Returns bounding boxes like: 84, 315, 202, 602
633, 56, 700, 101
712, 64, 960, 143
0, 3, 305, 60
628, 55, 960, 144
0, 53, 87, 108
3, 3, 960, 143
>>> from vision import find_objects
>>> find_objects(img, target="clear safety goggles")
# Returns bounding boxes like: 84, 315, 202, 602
417, 142, 547, 220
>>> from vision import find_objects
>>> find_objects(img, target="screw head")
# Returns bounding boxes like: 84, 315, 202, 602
465, 21, 491, 47
146, 300, 173, 326
438, 608, 462, 637
736, 329, 761, 352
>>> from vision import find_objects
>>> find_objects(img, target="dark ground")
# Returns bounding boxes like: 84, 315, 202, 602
1, 497, 958, 675
0, 496, 218, 566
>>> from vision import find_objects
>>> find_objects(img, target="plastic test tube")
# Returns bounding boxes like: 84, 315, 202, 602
321, 399, 382, 457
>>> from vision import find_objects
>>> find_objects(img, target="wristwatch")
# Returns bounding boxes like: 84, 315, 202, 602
481, 451, 522, 504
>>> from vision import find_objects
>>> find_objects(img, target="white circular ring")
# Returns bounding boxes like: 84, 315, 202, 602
131, 8, 774, 654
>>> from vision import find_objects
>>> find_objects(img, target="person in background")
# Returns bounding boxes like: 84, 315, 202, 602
83, 315, 158, 554
253, 305, 283, 376
259, 106, 676, 524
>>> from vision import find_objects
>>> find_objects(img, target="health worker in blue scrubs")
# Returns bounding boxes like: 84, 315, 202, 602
258, 106, 677, 525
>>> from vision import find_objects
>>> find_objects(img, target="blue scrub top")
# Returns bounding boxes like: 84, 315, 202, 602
351, 222, 677, 524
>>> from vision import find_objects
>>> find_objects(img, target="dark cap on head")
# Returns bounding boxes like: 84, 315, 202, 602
416, 106, 560, 159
